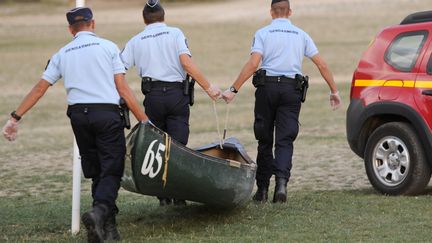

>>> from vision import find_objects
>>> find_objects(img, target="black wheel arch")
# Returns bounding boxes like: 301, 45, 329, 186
347, 99, 432, 165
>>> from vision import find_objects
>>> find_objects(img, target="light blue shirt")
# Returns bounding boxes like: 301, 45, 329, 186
121, 23, 191, 82
42, 31, 125, 105
251, 18, 319, 78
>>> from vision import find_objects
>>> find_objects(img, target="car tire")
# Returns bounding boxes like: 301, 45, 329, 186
364, 122, 430, 195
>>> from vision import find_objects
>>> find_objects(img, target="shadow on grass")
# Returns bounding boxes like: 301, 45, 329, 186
119, 199, 245, 236
117, 188, 386, 239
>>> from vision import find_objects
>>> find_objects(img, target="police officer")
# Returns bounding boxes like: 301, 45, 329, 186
2, 7, 148, 242
222, 0, 342, 203
121, 0, 221, 206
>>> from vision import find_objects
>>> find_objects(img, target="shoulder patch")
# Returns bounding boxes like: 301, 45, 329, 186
45, 59, 51, 70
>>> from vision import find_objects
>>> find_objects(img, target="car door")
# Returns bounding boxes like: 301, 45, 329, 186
414, 37, 432, 131
379, 30, 429, 102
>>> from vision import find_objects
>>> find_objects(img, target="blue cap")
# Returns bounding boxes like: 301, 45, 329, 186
272, 0, 288, 5
66, 7, 93, 25
145, 0, 163, 12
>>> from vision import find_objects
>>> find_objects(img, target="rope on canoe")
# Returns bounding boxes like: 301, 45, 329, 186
213, 100, 231, 149
212, 100, 223, 149
223, 103, 230, 140
162, 133, 171, 188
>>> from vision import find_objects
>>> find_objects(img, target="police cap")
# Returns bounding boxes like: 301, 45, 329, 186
145, 0, 164, 13
271, 0, 289, 5
66, 7, 93, 25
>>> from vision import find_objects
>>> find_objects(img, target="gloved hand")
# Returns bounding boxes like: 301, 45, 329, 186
2, 119, 19, 141
141, 119, 154, 126
206, 84, 222, 101
222, 89, 236, 104
330, 91, 342, 111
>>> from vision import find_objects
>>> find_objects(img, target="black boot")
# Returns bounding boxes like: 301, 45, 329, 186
104, 213, 120, 241
82, 204, 108, 243
252, 187, 268, 203
273, 177, 288, 203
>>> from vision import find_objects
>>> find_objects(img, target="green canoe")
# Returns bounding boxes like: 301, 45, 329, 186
121, 122, 257, 208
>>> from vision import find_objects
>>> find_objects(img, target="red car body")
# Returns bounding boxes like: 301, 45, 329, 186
347, 11, 432, 195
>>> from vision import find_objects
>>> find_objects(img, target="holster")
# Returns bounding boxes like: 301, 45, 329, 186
141, 77, 152, 95
183, 75, 195, 106
119, 98, 131, 129
295, 74, 309, 103
252, 69, 266, 88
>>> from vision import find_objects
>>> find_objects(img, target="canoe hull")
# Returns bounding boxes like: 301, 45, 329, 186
122, 123, 256, 208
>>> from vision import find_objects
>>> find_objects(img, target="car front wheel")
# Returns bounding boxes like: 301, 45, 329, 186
364, 122, 430, 195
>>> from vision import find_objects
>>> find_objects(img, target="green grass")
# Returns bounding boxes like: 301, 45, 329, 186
2, 190, 432, 242
1, 0, 432, 242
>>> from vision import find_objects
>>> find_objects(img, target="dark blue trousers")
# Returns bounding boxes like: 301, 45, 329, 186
144, 87, 190, 145
254, 82, 301, 189
68, 105, 125, 212
144, 86, 190, 203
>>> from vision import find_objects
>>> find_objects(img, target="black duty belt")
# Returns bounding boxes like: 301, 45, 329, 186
151, 81, 183, 89
67, 103, 119, 113
265, 76, 297, 84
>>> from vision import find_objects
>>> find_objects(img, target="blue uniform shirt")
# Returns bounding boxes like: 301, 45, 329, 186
121, 23, 191, 82
42, 31, 125, 105
251, 18, 318, 78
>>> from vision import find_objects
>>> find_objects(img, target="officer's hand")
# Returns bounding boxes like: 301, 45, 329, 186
330, 91, 342, 111
2, 118, 19, 141
206, 84, 222, 101
141, 119, 154, 126
222, 89, 236, 104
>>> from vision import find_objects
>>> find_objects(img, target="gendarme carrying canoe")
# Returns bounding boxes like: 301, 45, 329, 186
122, 122, 257, 208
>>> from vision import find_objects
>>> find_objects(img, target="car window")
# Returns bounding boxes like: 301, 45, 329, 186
385, 31, 428, 72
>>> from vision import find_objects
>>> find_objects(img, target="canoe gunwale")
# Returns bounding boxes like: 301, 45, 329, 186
137, 123, 256, 169
194, 138, 256, 166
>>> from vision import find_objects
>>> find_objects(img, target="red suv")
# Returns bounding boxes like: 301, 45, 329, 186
347, 11, 432, 195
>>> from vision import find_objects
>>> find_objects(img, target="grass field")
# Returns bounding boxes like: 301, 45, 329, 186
1, 0, 432, 242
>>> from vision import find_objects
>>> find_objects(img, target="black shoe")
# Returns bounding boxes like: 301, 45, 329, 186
273, 178, 288, 203
104, 213, 120, 241
159, 197, 172, 206
82, 204, 108, 243
252, 187, 268, 203
173, 199, 187, 206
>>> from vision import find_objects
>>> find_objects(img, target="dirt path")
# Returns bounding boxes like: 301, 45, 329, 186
1, 0, 427, 25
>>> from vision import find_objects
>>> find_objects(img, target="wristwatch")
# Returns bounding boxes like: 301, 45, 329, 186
229, 86, 238, 94
10, 111, 22, 121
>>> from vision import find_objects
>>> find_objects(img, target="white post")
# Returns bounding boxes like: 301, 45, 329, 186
76, 0, 85, 7
71, 1, 84, 236
71, 138, 81, 235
